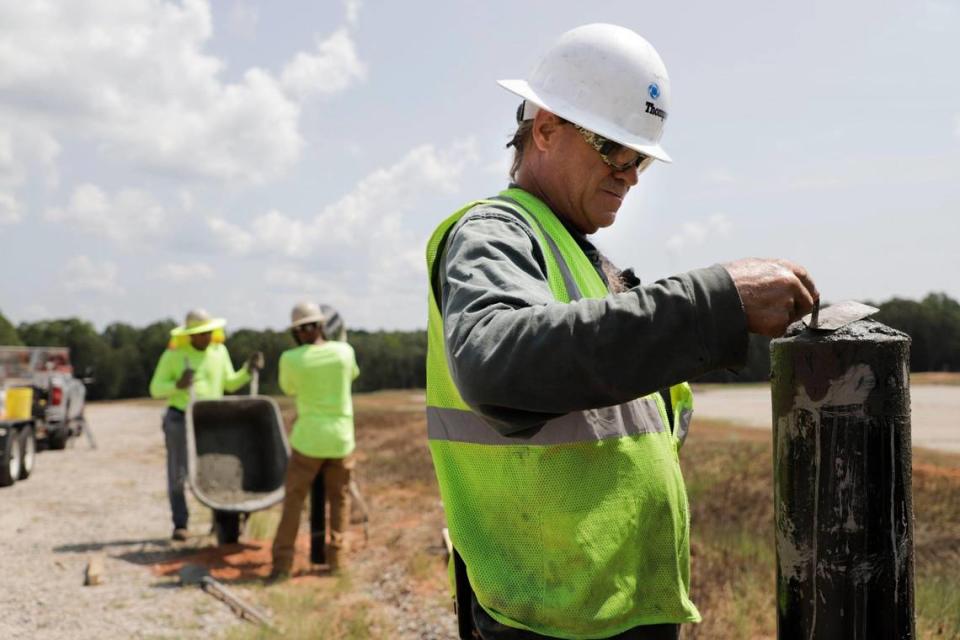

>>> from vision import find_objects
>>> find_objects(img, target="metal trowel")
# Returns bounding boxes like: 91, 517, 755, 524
803, 299, 879, 331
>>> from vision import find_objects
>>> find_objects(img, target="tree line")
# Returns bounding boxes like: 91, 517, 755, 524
687, 292, 960, 382
1, 292, 958, 400
1, 315, 426, 401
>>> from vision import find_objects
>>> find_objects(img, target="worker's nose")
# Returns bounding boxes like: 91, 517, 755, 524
614, 164, 640, 187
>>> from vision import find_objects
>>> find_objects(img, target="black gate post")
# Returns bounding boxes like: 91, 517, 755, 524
770, 319, 914, 639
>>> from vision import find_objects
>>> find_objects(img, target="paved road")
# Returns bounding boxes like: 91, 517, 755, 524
692, 384, 960, 453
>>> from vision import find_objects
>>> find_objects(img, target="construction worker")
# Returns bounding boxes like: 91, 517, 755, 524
270, 302, 359, 579
425, 24, 818, 639
149, 309, 263, 541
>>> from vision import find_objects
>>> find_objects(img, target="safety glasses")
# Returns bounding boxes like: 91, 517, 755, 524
568, 123, 655, 174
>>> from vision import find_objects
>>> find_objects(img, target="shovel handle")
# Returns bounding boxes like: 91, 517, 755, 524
184, 356, 196, 405
250, 369, 259, 396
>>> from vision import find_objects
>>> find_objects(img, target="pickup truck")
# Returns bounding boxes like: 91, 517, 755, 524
0, 346, 90, 487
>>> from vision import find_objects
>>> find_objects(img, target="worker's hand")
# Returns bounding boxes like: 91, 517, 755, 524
175, 368, 195, 390
246, 351, 265, 372
722, 258, 818, 338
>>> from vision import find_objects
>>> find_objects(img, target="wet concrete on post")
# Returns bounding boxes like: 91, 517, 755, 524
771, 319, 915, 640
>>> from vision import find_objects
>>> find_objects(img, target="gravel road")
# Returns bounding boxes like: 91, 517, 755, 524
0, 401, 243, 640
692, 383, 960, 453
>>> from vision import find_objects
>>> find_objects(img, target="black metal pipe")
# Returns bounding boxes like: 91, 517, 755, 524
771, 319, 914, 639
310, 471, 326, 564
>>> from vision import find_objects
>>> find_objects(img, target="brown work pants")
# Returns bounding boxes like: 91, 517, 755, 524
272, 450, 353, 572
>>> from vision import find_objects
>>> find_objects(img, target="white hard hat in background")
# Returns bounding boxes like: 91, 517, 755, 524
289, 302, 326, 329
498, 23, 672, 163
289, 301, 347, 341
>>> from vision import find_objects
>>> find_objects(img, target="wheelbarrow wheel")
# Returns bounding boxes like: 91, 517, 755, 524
213, 511, 243, 545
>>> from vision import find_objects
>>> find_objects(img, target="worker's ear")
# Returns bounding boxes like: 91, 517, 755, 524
530, 110, 564, 152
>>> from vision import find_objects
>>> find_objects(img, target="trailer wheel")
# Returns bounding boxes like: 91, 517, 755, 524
213, 511, 243, 545
0, 428, 22, 487
47, 428, 69, 451
18, 426, 36, 480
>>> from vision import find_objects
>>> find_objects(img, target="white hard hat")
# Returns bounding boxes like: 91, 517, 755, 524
498, 23, 672, 163
289, 302, 326, 329
289, 301, 347, 341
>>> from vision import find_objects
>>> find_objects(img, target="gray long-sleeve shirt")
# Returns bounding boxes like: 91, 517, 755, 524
438, 201, 749, 435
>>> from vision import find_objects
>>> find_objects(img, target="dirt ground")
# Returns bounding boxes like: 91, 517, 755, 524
1, 386, 957, 639
0, 393, 455, 640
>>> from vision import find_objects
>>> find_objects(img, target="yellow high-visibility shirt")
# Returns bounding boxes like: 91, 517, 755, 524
149, 343, 250, 411
279, 341, 359, 459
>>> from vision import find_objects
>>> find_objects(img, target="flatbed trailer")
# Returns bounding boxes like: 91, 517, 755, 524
0, 346, 92, 487
1, 346, 89, 446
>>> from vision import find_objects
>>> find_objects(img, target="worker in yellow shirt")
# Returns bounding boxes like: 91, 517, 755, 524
270, 302, 359, 579
149, 309, 262, 541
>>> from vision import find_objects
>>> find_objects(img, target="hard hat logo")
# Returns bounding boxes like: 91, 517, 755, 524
645, 102, 668, 121
648, 83, 660, 100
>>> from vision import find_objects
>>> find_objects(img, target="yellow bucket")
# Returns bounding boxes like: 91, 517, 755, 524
4, 387, 33, 420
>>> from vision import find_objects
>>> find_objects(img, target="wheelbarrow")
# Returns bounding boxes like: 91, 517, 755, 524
185, 371, 289, 545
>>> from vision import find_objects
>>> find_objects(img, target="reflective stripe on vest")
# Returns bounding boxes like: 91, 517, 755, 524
427, 399, 665, 446
425, 187, 701, 637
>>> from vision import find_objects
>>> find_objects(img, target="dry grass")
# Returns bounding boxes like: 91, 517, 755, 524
219, 391, 960, 640
219, 391, 452, 640
684, 418, 960, 640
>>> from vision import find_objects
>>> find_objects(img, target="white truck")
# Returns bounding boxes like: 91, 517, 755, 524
0, 346, 91, 487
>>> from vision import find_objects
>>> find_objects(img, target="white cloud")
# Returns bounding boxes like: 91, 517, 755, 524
263, 265, 335, 293
206, 216, 255, 255
666, 214, 732, 255
0, 131, 11, 175
0, 125, 61, 190
280, 28, 366, 100
0, 2, 363, 184
152, 261, 215, 282
0, 191, 21, 224
201, 139, 477, 328
308, 138, 477, 245
45, 183, 167, 244
63, 256, 124, 295
250, 210, 311, 256
221, 138, 478, 260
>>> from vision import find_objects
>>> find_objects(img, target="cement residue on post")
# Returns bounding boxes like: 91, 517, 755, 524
783, 318, 909, 342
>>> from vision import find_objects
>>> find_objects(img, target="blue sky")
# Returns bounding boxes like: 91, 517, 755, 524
1, 0, 958, 332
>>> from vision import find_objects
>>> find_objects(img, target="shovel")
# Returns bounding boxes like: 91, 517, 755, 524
802, 300, 879, 332
179, 564, 275, 629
